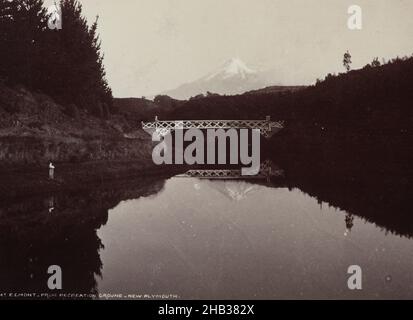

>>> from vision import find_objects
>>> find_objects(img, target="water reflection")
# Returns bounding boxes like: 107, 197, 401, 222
97, 178, 413, 299
0, 168, 412, 299
0, 177, 166, 297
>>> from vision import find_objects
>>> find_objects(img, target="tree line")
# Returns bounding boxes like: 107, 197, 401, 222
168, 53, 412, 138
0, 0, 113, 117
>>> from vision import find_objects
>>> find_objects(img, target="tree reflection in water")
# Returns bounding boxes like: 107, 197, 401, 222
0, 177, 166, 296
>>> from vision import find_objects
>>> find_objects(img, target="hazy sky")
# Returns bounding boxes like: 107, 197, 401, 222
45, 0, 413, 97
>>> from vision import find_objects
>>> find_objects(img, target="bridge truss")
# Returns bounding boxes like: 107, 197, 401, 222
141, 116, 284, 138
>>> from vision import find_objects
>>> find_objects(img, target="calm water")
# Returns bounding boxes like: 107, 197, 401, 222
0, 175, 412, 299
95, 178, 413, 299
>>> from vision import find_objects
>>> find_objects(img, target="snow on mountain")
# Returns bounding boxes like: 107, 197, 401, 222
205, 58, 257, 81
162, 58, 269, 100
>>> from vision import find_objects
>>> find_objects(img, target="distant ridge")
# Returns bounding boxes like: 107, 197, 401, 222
245, 85, 307, 95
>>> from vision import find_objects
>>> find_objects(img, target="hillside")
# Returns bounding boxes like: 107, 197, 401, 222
0, 83, 153, 165
114, 95, 184, 121
244, 85, 306, 95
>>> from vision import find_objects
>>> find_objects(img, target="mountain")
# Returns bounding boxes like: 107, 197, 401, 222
162, 58, 271, 99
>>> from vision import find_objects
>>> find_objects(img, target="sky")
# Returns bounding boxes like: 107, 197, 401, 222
45, 0, 413, 97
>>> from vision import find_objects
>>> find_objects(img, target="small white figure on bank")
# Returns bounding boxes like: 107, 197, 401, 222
49, 162, 55, 180
48, 196, 55, 214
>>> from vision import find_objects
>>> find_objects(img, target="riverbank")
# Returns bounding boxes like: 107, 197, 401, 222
0, 160, 180, 201
0, 83, 178, 200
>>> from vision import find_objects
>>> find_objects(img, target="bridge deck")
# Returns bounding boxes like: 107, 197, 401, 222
142, 116, 284, 138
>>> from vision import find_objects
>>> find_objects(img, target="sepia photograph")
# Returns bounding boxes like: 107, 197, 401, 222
0, 0, 412, 307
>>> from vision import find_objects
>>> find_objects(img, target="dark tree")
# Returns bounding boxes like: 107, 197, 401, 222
50, 0, 112, 116
371, 57, 381, 68
0, 0, 15, 80
0, 0, 113, 117
343, 51, 352, 72
0, 0, 48, 87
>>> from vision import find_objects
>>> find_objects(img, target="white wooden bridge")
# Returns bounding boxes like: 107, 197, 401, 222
141, 116, 284, 138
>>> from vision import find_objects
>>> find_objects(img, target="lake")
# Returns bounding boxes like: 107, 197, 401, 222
97, 177, 413, 299
1, 173, 412, 299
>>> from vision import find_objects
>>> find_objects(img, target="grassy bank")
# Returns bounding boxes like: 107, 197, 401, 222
0, 160, 180, 201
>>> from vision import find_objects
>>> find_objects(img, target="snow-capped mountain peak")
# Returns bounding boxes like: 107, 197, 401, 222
162, 57, 268, 99
206, 58, 257, 81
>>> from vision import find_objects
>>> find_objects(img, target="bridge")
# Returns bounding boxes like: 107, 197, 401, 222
141, 116, 284, 138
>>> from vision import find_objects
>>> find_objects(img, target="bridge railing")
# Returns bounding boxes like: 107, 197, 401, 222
141, 116, 284, 138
